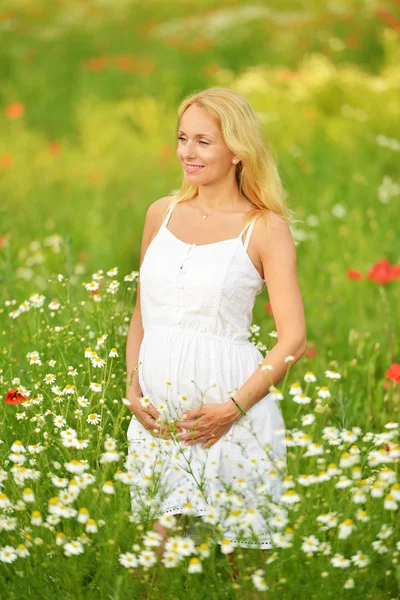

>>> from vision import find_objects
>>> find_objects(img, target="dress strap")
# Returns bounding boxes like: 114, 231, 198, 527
239, 216, 258, 251
163, 203, 176, 228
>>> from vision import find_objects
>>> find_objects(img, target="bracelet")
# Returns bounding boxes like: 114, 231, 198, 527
230, 396, 246, 416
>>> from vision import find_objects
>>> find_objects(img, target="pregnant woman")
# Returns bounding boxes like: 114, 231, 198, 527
125, 86, 306, 558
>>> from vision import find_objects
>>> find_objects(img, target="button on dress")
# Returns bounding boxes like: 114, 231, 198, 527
127, 202, 287, 549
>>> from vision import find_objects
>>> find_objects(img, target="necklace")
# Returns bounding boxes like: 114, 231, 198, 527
193, 199, 241, 219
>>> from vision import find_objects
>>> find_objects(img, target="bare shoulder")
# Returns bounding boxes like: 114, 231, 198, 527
146, 195, 171, 221
253, 210, 296, 261
145, 196, 173, 235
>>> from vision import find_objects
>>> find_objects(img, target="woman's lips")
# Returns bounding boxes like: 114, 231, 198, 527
184, 164, 205, 173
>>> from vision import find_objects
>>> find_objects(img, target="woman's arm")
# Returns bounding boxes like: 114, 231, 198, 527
125, 197, 175, 439
226, 210, 307, 416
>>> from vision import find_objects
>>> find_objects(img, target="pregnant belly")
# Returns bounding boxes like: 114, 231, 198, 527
137, 328, 263, 420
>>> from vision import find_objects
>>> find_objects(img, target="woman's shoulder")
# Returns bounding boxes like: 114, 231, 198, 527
144, 196, 174, 241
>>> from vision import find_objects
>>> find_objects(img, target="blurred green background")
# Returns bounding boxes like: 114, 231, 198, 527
1, 0, 399, 395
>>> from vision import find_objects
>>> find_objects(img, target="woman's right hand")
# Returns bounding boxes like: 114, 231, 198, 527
127, 394, 171, 439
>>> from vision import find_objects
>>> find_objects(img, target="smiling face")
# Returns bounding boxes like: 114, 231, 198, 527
177, 103, 239, 182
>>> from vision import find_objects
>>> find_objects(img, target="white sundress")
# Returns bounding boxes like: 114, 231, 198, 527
126, 201, 287, 549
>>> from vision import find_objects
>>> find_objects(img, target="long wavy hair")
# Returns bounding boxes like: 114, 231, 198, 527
162, 86, 296, 231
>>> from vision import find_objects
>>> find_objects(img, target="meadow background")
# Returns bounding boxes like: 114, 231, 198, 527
0, 0, 400, 599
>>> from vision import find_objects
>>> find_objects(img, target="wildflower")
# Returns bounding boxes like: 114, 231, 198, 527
161, 552, 180, 568
338, 519, 355, 539
304, 371, 317, 382
317, 386, 331, 399
109, 348, 119, 357
301, 535, 320, 553
347, 269, 362, 280
138, 549, 157, 568
182, 502, 196, 516
87, 413, 101, 425
124, 271, 139, 282
86, 519, 98, 533
196, 543, 210, 558
44, 374, 56, 385
0, 546, 18, 563
344, 578, 355, 589
119, 552, 138, 568
325, 370, 341, 379
65, 459, 89, 474
188, 557, 202, 573
251, 568, 268, 591
367, 259, 395, 284
143, 531, 162, 548
89, 382, 102, 392
280, 490, 301, 504
219, 538, 234, 554
261, 363, 274, 371
4, 389, 28, 405
271, 388, 283, 400
102, 481, 115, 494
77, 508, 90, 523
77, 396, 89, 408
331, 553, 351, 568
284, 355, 295, 363
31, 510, 42, 525
301, 414, 315, 426
159, 514, 177, 529
289, 383, 302, 395
139, 396, 151, 409
372, 540, 389, 554
64, 541, 84, 556
292, 393, 311, 404
91, 356, 106, 368
383, 493, 398, 510
22, 488, 35, 502
5, 102, 25, 119
385, 364, 400, 383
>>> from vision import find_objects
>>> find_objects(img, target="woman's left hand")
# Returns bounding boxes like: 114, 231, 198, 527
176, 401, 242, 449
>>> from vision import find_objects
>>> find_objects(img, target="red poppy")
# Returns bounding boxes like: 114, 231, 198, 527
390, 264, 400, 280
367, 259, 393, 284
0, 235, 4, 251
5, 102, 24, 119
385, 363, 400, 384
5, 388, 28, 405
347, 269, 363, 280
306, 345, 316, 358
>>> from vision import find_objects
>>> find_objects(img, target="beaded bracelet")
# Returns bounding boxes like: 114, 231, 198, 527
230, 396, 246, 416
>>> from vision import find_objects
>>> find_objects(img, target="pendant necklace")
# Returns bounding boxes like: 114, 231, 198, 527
193, 199, 239, 219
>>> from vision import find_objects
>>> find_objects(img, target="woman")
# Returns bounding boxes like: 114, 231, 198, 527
125, 86, 306, 559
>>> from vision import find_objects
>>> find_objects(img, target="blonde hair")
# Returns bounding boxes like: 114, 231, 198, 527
162, 86, 296, 231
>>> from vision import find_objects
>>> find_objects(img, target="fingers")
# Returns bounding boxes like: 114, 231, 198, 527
145, 403, 160, 421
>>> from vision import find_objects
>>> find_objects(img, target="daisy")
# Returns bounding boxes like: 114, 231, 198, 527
219, 538, 234, 554
188, 557, 202, 573
86, 413, 101, 425
89, 382, 102, 393
119, 552, 138, 568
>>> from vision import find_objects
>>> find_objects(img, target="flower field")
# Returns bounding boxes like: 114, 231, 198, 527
0, 1, 399, 598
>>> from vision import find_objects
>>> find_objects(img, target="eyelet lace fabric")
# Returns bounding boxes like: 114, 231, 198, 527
127, 203, 287, 549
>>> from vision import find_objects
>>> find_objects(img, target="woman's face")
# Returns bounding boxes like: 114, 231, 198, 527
177, 104, 238, 183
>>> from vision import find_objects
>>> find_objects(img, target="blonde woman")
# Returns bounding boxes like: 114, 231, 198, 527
125, 87, 306, 566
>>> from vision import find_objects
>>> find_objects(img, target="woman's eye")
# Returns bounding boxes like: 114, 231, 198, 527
177, 136, 208, 145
